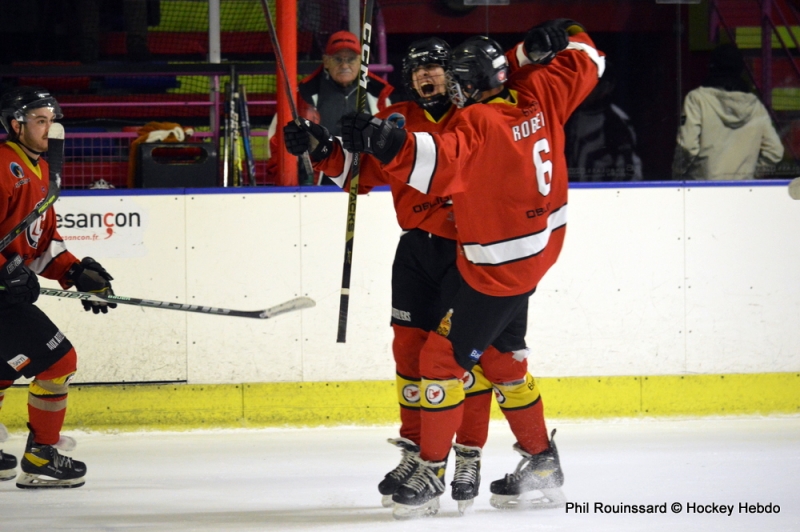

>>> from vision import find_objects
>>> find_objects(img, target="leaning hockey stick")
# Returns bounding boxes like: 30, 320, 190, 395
222, 80, 231, 187
0, 123, 64, 252
229, 66, 243, 186
239, 84, 257, 186
259, 0, 315, 182
336, 0, 375, 343
1, 286, 316, 319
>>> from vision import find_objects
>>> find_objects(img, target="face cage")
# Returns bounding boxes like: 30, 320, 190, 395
445, 71, 480, 109
12, 99, 63, 123
409, 64, 449, 106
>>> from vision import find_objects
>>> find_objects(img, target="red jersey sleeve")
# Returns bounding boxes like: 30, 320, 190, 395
0, 144, 79, 285
378, 105, 493, 198
507, 32, 605, 123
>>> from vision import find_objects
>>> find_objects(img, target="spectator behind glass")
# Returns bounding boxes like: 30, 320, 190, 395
564, 61, 642, 182
266, 30, 394, 185
672, 43, 784, 180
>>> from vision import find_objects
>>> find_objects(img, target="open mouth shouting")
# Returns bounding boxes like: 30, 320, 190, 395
420, 82, 436, 96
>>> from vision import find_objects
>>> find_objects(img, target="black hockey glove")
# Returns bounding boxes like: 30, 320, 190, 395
340, 112, 407, 165
0, 253, 40, 307
65, 257, 117, 314
524, 19, 583, 65
283, 118, 333, 162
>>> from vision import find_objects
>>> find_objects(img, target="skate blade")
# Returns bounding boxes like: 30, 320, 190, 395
490, 487, 566, 510
0, 469, 16, 482
457, 498, 474, 515
381, 494, 393, 508
392, 497, 440, 520
16, 473, 85, 489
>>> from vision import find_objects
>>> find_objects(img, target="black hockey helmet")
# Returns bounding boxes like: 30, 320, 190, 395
402, 37, 451, 110
446, 36, 508, 108
0, 86, 62, 134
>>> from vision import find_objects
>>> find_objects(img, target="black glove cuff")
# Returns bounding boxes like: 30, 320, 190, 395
64, 262, 84, 287
374, 125, 407, 165
309, 132, 333, 162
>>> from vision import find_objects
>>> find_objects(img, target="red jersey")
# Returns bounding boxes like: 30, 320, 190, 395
0, 142, 78, 284
379, 32, 605, 297
314, 100, 459, 240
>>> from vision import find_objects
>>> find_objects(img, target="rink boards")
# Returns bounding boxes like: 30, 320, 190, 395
4, 182, 798, 429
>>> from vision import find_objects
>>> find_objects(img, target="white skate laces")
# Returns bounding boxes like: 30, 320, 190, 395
452, 444, 481, 486
452, 443, 482, 515
385, 438, 419, 482
52, 450, 75, 470
379, 438, 420, 507
404, 455, 445, 495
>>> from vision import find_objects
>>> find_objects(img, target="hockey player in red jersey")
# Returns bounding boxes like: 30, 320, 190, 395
0, 87, 117, 489
339, 21, 604, 517
285, 38, 494, 513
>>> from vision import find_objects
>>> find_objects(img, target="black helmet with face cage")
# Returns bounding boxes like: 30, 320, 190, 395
402, 37, 451, 110
447, 36, 508, 108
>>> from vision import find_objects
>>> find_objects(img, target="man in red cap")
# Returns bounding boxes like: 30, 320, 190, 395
267, 30, 394, 184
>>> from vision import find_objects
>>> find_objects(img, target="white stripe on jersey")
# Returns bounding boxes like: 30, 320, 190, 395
515, 43, 531, 67
566, 42, 606, 77
462, 205, 568, 265
407, 132, 437, 195
29, 239, 68, 274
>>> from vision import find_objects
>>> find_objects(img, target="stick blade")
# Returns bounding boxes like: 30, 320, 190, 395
788, 177, 800, 200
259, 296, 316, 319
48, 122, 65, 140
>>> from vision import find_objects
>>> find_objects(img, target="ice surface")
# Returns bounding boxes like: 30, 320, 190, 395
0, 417, 798, 531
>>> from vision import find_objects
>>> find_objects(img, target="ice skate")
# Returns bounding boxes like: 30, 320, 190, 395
0, 423, 15, 481
378, 437, 420, 507
0, 449, 16, 481
489, 429, 566, 510
451, 443, 481, 515
391, 455, 446, 519
16, 425, 86, 489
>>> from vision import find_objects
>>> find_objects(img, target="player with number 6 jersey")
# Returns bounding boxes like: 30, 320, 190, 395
398, 29, 603, 297
339, 21, 604, 517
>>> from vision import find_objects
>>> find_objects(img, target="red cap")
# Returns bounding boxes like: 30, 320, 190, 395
325, 31, 360, 56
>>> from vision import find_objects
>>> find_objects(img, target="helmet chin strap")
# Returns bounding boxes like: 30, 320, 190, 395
15, 124, 45, 157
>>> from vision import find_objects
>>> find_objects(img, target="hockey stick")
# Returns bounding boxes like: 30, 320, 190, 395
228, 67, 243, 187
239, 84, 257, 186
789, 177, 800, 200
2, 286, 316, 319
259, 0, 316, 182
222, 80, 231, 187
336, 0, 375, 343
0, 123, 64, 253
